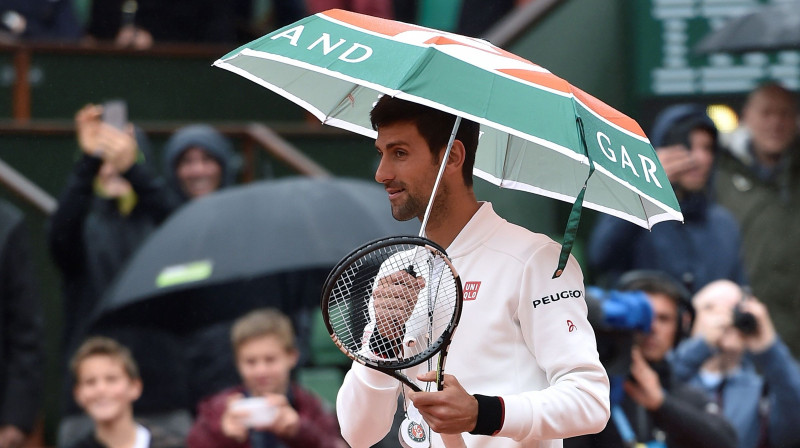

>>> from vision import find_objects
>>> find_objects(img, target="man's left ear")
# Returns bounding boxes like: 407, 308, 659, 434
447, 139, 467, 171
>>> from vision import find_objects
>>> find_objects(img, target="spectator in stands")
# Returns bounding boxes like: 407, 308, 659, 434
456, 0, 533, 37
160, 124, 247, 408
49, 103, 190, 448
671, 280, 800, 448
162, 124, 239, 206
713, 82, 800, 357
186, 308, 345, 448
588, 103, 747, 293
0, 0, 81, 42
86, 0, 239, 49
305, 0, 392, 20
0, 199, 44, 448
68, 336, 184, 448
566, 270, 738, 448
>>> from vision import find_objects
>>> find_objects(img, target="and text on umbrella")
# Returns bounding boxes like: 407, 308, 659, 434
270, 23, 664, 190
272, 26, 373, 63
596, 131, 662, 188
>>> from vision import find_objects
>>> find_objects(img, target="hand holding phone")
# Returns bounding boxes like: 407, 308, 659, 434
101, 100, 128, 131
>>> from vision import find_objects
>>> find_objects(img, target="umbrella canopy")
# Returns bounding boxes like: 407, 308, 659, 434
93, 176, 418, 332
695, 0, 800, 54
214, 9, 682, 233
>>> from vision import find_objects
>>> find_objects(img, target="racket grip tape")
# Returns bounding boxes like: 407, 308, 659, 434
469, 395, 505, 436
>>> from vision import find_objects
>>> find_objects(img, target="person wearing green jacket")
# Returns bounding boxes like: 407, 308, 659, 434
714, 82, 800, 358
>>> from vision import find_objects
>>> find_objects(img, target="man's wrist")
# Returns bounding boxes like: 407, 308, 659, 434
368, 331, 402, 358
469, 394, 504, 436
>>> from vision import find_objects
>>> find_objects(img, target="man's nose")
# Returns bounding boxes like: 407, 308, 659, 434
374, 156, 389, 184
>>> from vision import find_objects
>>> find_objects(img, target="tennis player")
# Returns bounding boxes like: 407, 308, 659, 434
336, 96, 610, 447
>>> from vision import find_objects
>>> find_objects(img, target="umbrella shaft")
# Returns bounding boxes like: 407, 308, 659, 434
419, 117, 462, 237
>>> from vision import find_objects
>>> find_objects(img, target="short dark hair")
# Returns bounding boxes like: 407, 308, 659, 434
370, 96, 480, 186
617, 270, 695, 344
616, 270, 691, 307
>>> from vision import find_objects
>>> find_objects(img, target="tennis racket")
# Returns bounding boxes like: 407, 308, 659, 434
321, 235, 463, 393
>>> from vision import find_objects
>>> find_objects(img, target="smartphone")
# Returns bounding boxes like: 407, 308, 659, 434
102, 100, 128, 131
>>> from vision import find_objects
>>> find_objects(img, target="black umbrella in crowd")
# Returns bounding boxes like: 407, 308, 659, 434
695, 0, 800, 54
91, 176, 417, 333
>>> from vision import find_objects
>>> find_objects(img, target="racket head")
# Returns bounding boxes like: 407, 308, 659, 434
321, 236, 463, 373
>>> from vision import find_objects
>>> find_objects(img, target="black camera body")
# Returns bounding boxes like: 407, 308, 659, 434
733, 306, 758, 335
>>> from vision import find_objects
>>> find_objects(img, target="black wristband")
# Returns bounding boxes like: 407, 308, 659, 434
368, 331, 402, 358
469, 394, 505, 436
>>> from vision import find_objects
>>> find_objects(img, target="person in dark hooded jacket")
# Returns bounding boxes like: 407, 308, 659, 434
161, 124, 247, 411
49, 104, 191, 448
587, 104, 748, 294
162, 124, 240, 206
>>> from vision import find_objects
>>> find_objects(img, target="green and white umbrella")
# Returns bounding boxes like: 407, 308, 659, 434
214, 9, 683, 275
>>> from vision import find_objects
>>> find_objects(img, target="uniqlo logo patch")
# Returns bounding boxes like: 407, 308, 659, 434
463, 281, 481, 301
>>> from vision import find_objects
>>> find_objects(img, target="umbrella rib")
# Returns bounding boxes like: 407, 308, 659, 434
327, 84, 364, 122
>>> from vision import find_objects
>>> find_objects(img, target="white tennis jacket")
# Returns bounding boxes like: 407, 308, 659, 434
337, 202, 610, 447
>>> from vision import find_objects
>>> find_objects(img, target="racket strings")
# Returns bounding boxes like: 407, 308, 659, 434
327, 243, 459, 368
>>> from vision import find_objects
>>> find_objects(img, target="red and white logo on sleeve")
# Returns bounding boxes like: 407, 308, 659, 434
463, 281, 481, 301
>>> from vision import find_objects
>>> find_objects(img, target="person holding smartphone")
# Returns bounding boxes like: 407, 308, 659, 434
48, 102, 186, 448
187, 308, 345, 448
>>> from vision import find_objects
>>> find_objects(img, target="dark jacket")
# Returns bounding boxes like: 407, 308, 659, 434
186, 384, 344, 448
47, 151, 185, 416
0, 200, 43, 433
87, 0, 237, 43
0, 0, 81, 41
714, 132, 800, 358
588, 196, 747, 293
566, 360, 738, 448
588, 104, 747, 292
68, 424, 185, 448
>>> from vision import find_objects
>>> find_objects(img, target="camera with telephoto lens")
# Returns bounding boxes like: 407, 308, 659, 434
584, 287, 653, 377
732, 286, 758, 335
732, 305, 758, 335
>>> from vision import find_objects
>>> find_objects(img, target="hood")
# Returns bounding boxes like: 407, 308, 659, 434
162, 124, 240, 202
649, 103, 718, 150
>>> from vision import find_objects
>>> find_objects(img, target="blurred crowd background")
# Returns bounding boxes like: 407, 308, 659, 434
1, 0, 799, 447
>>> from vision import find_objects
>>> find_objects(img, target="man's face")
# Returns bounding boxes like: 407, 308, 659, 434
637, 293, 679, 362
74, 355, 141, 424
176, 146, 223, 199
694, 287, 745, 365
743, 89, 798, 158
676, 129, 715, 192
236, 335, 298, 397
374, 121, 444, 222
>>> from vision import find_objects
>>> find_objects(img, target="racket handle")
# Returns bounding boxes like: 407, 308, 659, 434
440, 433, 467, 448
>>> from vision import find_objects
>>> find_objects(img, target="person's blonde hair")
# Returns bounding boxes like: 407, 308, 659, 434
231, 308, 296, 353
70, 336, 140, 383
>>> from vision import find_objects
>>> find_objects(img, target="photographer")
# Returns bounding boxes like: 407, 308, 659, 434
567, 271, 737, 448
671, 280, 800, 448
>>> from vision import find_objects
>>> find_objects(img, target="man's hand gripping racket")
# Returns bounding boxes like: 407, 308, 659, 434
321, 236, 466, 447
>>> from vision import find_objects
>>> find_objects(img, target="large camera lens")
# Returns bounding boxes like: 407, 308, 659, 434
733, 307, 758, 335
